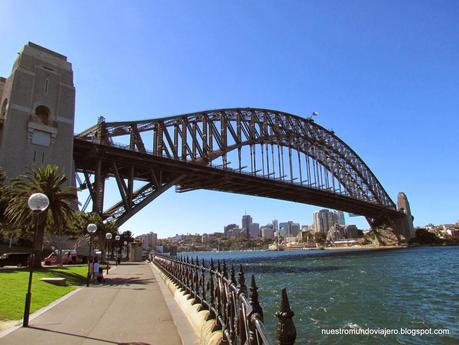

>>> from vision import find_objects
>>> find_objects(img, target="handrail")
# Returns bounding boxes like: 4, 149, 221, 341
153, 254, 297, 345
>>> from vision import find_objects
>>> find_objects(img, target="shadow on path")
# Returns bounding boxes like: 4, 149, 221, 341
29, 326, 120, 344
29, 326, 153, 345
102, 276, 155, 286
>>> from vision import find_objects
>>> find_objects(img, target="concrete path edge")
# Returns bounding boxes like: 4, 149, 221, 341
0, 287, 83, 338
149, 262, 199, 345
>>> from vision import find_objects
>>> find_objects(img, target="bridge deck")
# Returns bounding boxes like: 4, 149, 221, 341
74, 139, 402, 220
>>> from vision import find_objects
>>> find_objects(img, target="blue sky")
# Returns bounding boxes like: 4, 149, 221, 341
1, 0, 458, 237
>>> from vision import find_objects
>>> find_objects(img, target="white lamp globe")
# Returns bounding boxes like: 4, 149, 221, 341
105, 233, 113, 240
87, 223, 97, 234
28, 193, 49, 212
115, 235, 120, 241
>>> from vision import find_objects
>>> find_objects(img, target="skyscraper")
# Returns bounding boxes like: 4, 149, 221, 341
313, 209, 335, 234
279, 221, 301, 237
333, 210, 345, 226
242, 214, 253, 237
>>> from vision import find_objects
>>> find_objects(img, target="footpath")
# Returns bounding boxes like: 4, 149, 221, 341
0, 262, 183, 345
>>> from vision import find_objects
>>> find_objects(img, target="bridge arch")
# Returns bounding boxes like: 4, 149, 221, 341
75, 108, 402, 230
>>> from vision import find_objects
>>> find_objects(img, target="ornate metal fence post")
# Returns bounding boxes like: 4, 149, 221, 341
228, 265, 237, 342
276, 288, 296, 345
215, 261, 222, 317
207, 259, 216, 320
199, 258, 207, 311
247, 275, 264, 345
153, 254, 295, 345
237, 264, 247, 344
191, 257, 197, 304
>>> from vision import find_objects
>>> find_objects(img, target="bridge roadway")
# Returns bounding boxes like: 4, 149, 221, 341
0, 262, 192, 345
74, 138, 403, 223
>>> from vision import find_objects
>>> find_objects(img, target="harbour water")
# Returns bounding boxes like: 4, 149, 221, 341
185, 246, 459, 344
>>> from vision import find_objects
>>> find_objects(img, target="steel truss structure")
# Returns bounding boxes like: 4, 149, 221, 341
74, 108, 403, 227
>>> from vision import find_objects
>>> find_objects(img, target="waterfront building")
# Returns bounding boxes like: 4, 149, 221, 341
261, 226, 275, 239
227, 227, 244, 238
313, 209, 337, 234
224, 223, 238, 237
201, 233, 209, 243
173, 234, 183, 241
344, 225, 359, 238
300, 229, 314, 243
327, 225, 344, 242
279, 221, 300, 236
137, 232, 158, 251
272, 219, 279, 231
326, 224, 360, 242
202, 232, 224, 243
249, 223, 260, 239
291, 223, 301, 236
333, 210, 345, 226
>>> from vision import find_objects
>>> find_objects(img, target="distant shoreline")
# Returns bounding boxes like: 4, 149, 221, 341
323, 245, 407, 251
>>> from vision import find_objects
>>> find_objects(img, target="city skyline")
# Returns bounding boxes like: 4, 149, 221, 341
1, 1, 458, 237
159, 209, 351, 239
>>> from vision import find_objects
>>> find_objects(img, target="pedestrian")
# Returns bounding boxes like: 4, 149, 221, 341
97, 265, 104, 283
93, 258, 100, 282
89, 260, 94, 280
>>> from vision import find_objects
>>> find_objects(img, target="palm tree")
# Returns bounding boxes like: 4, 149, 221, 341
6, 165, 77, 267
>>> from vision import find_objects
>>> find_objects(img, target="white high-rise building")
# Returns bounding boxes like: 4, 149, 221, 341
313, 209, 335, 234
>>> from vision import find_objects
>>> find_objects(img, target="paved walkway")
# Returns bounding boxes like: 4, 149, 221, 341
0, 262, 182, 345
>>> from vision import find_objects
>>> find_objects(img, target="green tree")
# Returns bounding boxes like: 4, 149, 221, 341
415, 228, 440, 244
71, 211, 119, 260
314, 232, 326, 244
5, 165, 77, 267
0, 167, 8, 225
1, 168, 28, 248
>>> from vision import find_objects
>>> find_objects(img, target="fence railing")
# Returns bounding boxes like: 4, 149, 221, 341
153, 254, 297, 345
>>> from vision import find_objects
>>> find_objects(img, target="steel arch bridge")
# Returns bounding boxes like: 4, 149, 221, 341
74, 107, 406, 234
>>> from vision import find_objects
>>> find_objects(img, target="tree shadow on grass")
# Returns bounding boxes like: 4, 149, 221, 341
34, 267, 87, 285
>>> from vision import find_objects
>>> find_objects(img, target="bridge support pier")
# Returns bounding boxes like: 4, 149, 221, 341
367, 192, 414, 246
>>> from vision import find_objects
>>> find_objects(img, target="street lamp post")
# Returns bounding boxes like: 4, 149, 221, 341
86, 223, 97, 287
115, 235, 120, 265
23, 193, 49, 327
124, 241, 128, 261
105, 233, 112, 274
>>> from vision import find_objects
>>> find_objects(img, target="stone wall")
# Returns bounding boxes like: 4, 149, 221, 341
151, 263, 223, 345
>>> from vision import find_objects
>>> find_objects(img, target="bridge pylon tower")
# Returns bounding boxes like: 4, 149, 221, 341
0, 42, 75, 182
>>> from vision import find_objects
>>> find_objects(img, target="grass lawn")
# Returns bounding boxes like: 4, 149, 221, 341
0, 265, 87, 321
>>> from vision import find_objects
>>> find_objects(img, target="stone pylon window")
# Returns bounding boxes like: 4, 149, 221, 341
1, 98, 7, 118
35, 105, 50, 124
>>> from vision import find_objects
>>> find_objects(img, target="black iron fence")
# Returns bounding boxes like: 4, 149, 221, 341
153, 254, 297, 345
